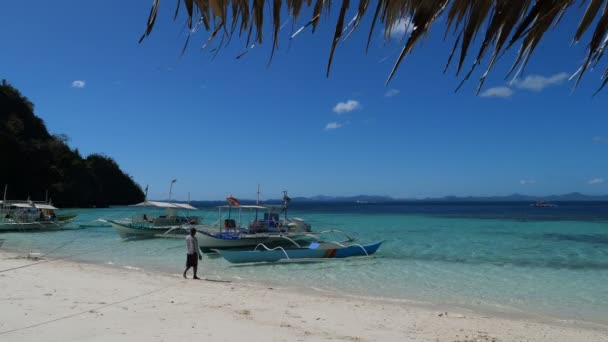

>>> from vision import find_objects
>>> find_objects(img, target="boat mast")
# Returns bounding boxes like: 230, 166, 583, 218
256, 184, 260, 205
283, 190, 288, 220
169, 179, 177, 202
219, 206, 223, 233
255, 184, 260, 221
2, 184, 6, 210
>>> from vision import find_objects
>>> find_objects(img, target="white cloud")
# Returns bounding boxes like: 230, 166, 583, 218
593, 136, 608, 143
71, 80, 86, 88
384, 89, 400, 97
333, 100, 361, 114
325, 122, 344, 130
511, 72, 570, 91
480, 86, 513, 98
519, 179, 536, 185
480, 72, 570, 98
388, 17, 415, 39
588, 178, 605, 185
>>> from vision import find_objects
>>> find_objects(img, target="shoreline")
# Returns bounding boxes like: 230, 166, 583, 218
3, 243, 608, 330
82, 253, 608, 329
1, 250, 607, 341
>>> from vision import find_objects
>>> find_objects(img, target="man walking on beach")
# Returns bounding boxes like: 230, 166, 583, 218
183, 228, 202, 280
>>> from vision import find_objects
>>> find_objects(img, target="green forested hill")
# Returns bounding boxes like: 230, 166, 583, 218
0, 80, 144, 207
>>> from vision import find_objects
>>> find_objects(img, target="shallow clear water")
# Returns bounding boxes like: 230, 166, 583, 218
2, 202, 608, 324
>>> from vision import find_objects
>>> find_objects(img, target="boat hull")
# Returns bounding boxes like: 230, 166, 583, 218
197, 231, 315, 253
0, 220, 71, 232
216, 241, 383, 264
108, 220, 190, 239
198, 231, 272, 253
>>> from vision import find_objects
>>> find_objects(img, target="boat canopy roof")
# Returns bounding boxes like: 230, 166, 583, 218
217, 204, 286, 212
173, 203, 197, 210
9, 203, 33, 208
1, 202, 58, 210
132, 201, 197, 210
34, 204, 58, 210
217, 205, 267, 210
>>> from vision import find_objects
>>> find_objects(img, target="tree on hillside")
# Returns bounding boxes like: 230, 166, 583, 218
139, 1, 608, 93
0, 81, 144, 207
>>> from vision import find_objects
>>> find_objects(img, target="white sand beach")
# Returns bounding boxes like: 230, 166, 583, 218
0, 250, 606, 342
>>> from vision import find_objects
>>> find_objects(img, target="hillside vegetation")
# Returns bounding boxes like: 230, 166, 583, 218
0, 80, 144, 207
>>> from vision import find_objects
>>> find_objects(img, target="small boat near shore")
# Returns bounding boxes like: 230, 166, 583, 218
106, 201, 200, 239
197, 194, 314, 253
214, 240, 384, 264
0, 200, 76, 232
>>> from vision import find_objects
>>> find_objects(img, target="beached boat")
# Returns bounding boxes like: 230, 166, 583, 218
106, 201, 200, 239
197, 201, 315, 253
0, 200, 76, 231
214, 240, 383, 264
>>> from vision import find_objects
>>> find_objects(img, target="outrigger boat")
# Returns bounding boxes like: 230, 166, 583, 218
0, 186, 76, 232
214, 240, 384, 264
197, 201, 314, 253
106, 201, 200, 239
0, 200, 76, 232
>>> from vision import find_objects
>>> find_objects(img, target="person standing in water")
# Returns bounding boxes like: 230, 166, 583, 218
183, 228, 202, 279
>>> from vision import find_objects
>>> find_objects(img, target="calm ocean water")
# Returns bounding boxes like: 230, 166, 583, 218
2, 201, 608, 324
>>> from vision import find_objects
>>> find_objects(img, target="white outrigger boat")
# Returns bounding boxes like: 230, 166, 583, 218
0, 200, 76, 232
197, 199, 315, 253
106, 201, 201, 239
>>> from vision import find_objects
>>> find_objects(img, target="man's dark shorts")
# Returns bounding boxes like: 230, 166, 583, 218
186, 253, 198, 267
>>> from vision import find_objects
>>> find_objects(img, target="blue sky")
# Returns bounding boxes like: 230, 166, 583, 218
1, 1, 607, 200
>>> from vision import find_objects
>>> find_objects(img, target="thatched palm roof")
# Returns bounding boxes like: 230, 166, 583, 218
140, 0, 608, 93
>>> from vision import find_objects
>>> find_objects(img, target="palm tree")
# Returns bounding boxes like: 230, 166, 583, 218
139, 0, 608, 93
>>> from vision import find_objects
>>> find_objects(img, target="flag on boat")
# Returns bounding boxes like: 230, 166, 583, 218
283, 193, 291, 204
226, 195, 240, 206
171, 179, 177, 183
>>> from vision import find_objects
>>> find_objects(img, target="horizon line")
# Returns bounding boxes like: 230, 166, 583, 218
149, 192, 608, 202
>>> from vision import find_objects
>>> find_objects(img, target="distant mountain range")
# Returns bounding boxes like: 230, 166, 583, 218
290, 195, 397, 202
291, 193, 608, 202
183, 192, 608, 205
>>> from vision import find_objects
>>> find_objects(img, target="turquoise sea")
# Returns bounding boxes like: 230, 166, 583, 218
2, 202, 608, 325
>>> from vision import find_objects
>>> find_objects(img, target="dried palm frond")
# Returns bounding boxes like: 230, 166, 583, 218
139, 0, 608, 93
